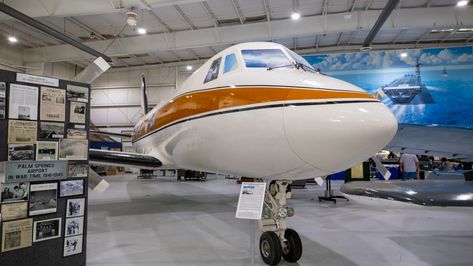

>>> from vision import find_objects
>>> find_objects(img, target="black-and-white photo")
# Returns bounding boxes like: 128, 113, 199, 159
65, 217, 83, 237
60, 180, 84, 197
63, 235, 83, 256
68, 163, 88, 178
39, 122, 65, 139
36, 141, 58, 160
69, 102, 86, 124
0, 82, 5, 119
33, 218, 62, 242
67, 85, 89, 103
8, 144, 34, 160
18, 105, 31, 119
29, 183, 58, 216
66, 198, 85, 217
1, 182, 29, 203
67, 128, 87, 139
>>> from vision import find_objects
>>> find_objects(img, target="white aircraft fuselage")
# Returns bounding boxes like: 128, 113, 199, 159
131, 42, 398, 180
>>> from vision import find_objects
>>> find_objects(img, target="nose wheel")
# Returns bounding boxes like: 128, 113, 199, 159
258, 180, 303, 265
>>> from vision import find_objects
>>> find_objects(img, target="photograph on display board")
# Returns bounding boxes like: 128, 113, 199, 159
66, 198, 85, 217
63, 234, 83, 257
8, 144, 34, 161
59, 139, 88, 160
29, 183, 58, 216
0, 81, 5, 119
8, 120, 37, 144
68, 163, 88, 178
60, 180, 84, 197
67, 127, 87, 139
36, 141, 59, 160
33, 218, 62, 242
1, 202, 28, 221
69, 101, 86, 124
1, 182, 29, 203
67, 84, 89, 103
64, 216, 84, 237
39, 121, 65, 139
8, 83, 38, 120
40, 86, 66, 121
1, 218, 33, 252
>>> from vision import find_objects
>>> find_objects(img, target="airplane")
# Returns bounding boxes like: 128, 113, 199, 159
90, 42, 398, 265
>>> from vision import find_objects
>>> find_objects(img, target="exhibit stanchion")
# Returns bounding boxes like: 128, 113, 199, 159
249, 220, 256, 266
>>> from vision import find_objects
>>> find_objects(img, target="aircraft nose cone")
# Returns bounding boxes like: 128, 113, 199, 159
283, 101, 397, 173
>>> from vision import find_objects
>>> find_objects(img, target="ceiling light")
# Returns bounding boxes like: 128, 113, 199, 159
400, 52, 408, 58
7, 36, 18, 43
457, 0, 468, 7
344, 13, 353, 20
457, 28, 473, 33
137, 27, 147, 35
291, 12, 301, 20
186, 65, 193, 71
126, 11, 138, 26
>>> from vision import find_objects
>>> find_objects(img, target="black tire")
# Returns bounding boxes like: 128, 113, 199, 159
282, 228, 303, 263
259, 231, 282, 265
269, 181, 278, 196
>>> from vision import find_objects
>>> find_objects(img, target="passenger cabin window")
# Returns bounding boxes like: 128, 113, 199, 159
241, 49, 292, 69
223, 53, 238, 73
204, 57, 222, 83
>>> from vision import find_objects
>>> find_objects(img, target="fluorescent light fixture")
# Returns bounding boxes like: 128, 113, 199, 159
137, 27, 147, 35
458, 28, 473, 33
291, 12, 301, 20
400, 52, 408, 58
186, 65, 193, 71
7, 36, 18, 43
457, 0, 468, 7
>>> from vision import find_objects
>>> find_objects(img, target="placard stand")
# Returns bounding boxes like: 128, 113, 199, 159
249, 220, 256, 266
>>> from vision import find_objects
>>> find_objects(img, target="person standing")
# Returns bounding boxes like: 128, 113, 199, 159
399, 153, 419, 180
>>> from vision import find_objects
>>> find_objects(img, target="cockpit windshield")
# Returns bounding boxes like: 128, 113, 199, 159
286, 49, 316, 72
241, 49, 293, 69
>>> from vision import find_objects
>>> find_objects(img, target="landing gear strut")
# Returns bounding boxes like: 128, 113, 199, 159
259, 180, 302, 265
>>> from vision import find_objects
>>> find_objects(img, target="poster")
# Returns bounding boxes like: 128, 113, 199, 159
8, 120, 37, 144
29, 183, 58, 216
40, 87, 65, 121
8, 83, 38, 120
1, 160, 68, 183
67, 85, 89, 102
1, 202, 28, 221
235, 182, 266, 220
33, 218, 62, 242
65, 217, 84, 237
67, 128, 87, 139
1, 218, 33, 252
0, 82, 5, 119
70, 101, 86, 124
17, 73, 59, 87
59, 139, 88, 160
8, 144, 34, 161
36, 141, 59, 160
63, 235, 83, 256
39, 121, 65, 139
0, 182, 29, 203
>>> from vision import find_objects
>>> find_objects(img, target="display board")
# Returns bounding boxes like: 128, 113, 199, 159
0, 70, 90, 266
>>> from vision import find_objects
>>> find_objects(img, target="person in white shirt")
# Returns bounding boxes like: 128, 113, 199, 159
399, 153, 419, 180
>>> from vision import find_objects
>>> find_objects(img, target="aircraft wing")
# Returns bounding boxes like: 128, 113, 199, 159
89, 149, 163, 169
385, 124, 473, 161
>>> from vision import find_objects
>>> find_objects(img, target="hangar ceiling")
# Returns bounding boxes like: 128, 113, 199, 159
0, 0, 472, 69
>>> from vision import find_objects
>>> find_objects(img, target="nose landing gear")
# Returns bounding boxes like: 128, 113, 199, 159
259, 180, 302, 265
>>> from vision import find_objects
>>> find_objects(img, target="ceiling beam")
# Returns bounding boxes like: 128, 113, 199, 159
23, 6, 473, 63
362, 0, 400, 48
231, 0, 245, 24
173, 5, 196, 30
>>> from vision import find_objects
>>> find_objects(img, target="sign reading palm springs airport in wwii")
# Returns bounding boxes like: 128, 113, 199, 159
1, 160, 68, 183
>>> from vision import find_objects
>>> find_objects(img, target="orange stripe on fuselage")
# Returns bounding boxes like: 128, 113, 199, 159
133, 87, 376, 142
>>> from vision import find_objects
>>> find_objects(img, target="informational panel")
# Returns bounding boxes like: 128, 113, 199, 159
304, 46, 473, 129
0, 69, 90, 266
235, 182, 266, 220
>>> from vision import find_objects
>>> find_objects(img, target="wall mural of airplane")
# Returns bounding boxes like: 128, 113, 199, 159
90, 42, 399, 265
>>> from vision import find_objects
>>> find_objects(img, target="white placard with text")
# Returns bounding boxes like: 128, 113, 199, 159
235, 182, 266, 220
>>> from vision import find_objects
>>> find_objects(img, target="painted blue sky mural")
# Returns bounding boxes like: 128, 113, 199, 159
303, 46, 473, 129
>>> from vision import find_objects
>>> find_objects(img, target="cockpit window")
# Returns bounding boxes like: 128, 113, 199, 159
286, 49, 316, 72
241, 49, 292, 69
224, 53, 238, 73
204, 57, 221, 83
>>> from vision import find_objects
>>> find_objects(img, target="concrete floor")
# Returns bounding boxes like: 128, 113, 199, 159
87, 174, 473, 266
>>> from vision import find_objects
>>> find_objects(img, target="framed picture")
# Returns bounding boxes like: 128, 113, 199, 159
60, 180, 84, 197
29, 183, 58, 216
1, 202, 28, 221
36, 141, 59, 160
69, 101, 86, 124
0, 81, 5, 119
66, 198, 85, 217
39, 121, 65, 139
40, 86, 65, 121
59, 139, 88, 160
1, 218, 33, 252
33, 217, 62, 242
1, 182, 29, 203
8, 83, 38, 120
8, 120, 37, 144
67, 84, 89, 103
63, 235, 83, 257
67, 127, 87, 139
64, 216, 84, 237
68, 163, 88, 178
8, 144, 35, 161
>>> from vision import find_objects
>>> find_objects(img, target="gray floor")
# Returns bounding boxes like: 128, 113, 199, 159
87, 174, 473, 266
